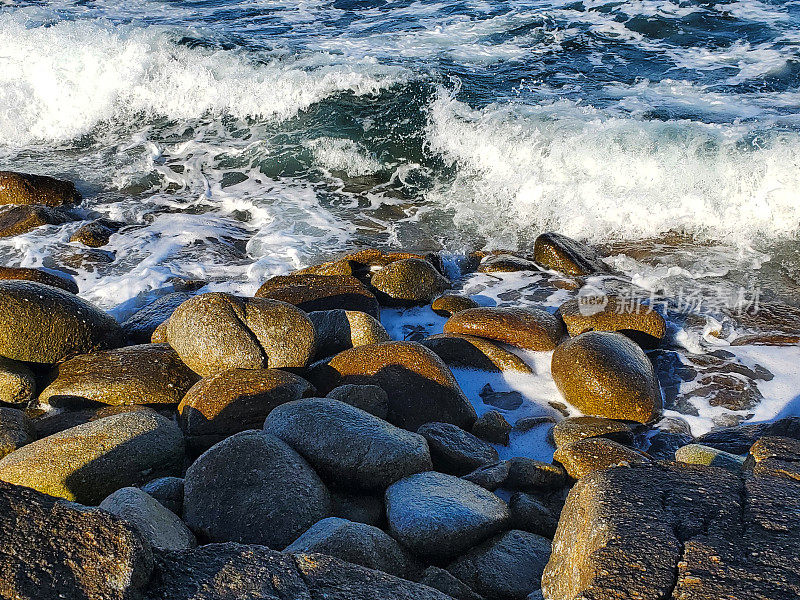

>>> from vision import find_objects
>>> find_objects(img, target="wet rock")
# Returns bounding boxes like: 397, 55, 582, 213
422, 333, 533, 373
509, 492, 560, 539
558, 295, 666, 339
694, 416, 800, 454
472, 410, 512, 445
0, 480, 152, 600
331, 492, 385, 527
463, 461, 510, 491
101, 487, 196, 551
122, 292, 192, 344
0, 265, 78, 293
311, 341, 476, 432
284, 517, 417, 579
532, 232, 608, 276
419, 566, 485, 600
646, 429, 694, 461
0, 280, 123, 364
145, 543, 454, 600
553, 437, 651, 479
179, 368, 315, 453
541, 462, 800, 600
371, 258, 450, 305
0, 411, 184, 505
0, 407, 34, 460
141, 476, 184, 516
264, 398, 432, 491
309, 309, 389, 358
418, 422, 499, 476
731, 333, 800, 346
326, 384, 389, 419
38, 343, 199, 408
183, 430, 330, 548
256, 273, 380, 318
675, 443, 745, 470
0, 204, 72, 237
447, 530, 551, 600
478, 253, 539, 273
444, 307, 565, 351
0, 356, 36, 405
745, 436, 800, 481
385, 471, 510, 560
166, 292, 316, 376
69, 219, 120, 247
0, 171, 81, 207
551, 416, 635, 448
551, 331, 662, 423
431, 294, 480, 317
479, 383, 526, 410
505, 457, 567, 492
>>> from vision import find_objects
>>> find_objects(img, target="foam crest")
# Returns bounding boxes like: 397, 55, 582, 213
0, 15, 406, 146
425, 91, 800, 247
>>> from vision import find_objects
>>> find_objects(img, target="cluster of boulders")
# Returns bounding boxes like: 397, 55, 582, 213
0, 171, 799, 600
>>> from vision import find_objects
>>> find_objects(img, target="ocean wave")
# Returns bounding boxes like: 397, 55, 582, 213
0, 15, 407, 146
425, 90, 800, 246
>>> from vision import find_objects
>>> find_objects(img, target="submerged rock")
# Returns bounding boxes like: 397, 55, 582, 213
0, 480, 152, 600
264, 398, 432, 491
166, 292, 316, 376
444, 307, 565, 351
532, 232, 608, 276
551, 331, 662, 423
38, 343, 199, 407
0, 204, 72, 237
0, 171, 81, 207
0, 280, 123, 364
256, 273, 380, 317
385, 471, 509, 560
183, 430, 330, 548
0, 411, 184, 505
0, 265, 78, 293
178, 368, 315, 453
312, 341, 476, 432
69, 219, 120, 247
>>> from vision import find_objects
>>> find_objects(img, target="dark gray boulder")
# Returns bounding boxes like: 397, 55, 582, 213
141, 476, 184, 516
385, 472, 510, 560
145, 543, 453, 600
447, 529, 551, 600
326, 384, 389, 420
505, 457, 567, 492
101, 487, 196, 551
462, 461, 510, 491
418, 422, 499, 476
331, 492, 385, 527
419, 566, 485, 600
284, 517, 417, 578
0, 480, 152, 600
695, 416, 800, 454
509, 491, 562, 539
264, 398, 432, 491
183, 430, 331, 548
122, 292, 192, 344
0, 407, 34, 460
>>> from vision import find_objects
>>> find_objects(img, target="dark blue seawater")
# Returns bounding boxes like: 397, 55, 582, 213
0, 0, 799, 309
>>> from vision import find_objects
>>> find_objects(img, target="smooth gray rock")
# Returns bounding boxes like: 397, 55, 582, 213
418, 422, 499, 476
183, 430, 331, 549
509, 492, 561, 539
264, 398, 432, 491
463, 461, 510, 491
331, 492, 385, 527
122, 292, 192, 344
419, 566, 485, 600
448, 529, 551, 600
385, 472, 510, 560
284, 517, 417, 578
141, 476, 184, 516
101, 487, 196, 551
505, 457, 567, 492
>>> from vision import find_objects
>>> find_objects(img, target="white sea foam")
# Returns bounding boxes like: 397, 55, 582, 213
0, 14, 406, 146
425, 90, 800, 247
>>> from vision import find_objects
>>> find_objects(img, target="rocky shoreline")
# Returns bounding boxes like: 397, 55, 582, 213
0, 171, 799, 599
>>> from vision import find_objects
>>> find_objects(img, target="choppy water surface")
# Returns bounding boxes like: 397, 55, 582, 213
1, 0, 800, 434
